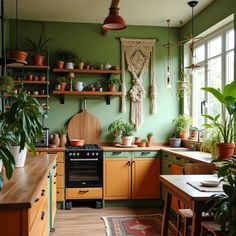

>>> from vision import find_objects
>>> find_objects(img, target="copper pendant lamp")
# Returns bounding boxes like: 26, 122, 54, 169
102, 0, 126, 31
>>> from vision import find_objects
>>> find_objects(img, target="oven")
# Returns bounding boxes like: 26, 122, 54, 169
65, 144, 103, 188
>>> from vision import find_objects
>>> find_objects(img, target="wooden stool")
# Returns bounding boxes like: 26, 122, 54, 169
201, 221, 226, 236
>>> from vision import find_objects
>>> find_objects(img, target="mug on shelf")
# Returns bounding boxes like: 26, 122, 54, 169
65, 62, 75, 69
74, 82, 86, 91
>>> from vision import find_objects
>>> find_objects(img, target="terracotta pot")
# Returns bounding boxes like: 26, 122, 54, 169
56, 60, 64, 69
59, 134, 67, 147
179, 130, 189, 140
190, 130, 198, 140
146, 141, 152, 147
39, 76, 46, 82
147, 135, 154, 142
216, 143, 235, 160
32, 55, 44, 66
8, 50, 28, 62
134, 137, 141, 145
33, 76, 38, 81
26, 74, 33, 81
108, 85, 117, 92
52, 134, 60, 147
60, 82, 66, 91
138, 142, 146, 147
70, 139, 85, 146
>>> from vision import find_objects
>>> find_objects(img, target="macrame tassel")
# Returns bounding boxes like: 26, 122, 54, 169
150, 83, 157, 113
150, 44, 157, 114
121, 41, 126, 113
131, 101, 143, 130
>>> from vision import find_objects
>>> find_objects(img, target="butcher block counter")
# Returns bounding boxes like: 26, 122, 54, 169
0, 153, 56, 236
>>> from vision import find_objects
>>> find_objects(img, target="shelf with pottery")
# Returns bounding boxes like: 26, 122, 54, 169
13, 80, 50, 84
52, 90, 122, 105
52, 68, 121, 75
7, 64, 50, 70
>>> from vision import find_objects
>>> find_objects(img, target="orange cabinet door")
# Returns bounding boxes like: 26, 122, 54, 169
103, 158, 131, 200
132, 158, 160, 199
170, 163, 184, 212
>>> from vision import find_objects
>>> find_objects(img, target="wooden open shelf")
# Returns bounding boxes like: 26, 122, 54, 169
5, 105, 49, 110
7, 64, 50, 69
52, 90, 122, 105
14, 80, 49, 84
52, 68, 121, 74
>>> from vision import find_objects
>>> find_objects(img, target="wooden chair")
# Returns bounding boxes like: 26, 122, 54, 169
201, 221, 226, 236
176, 162, 216, 236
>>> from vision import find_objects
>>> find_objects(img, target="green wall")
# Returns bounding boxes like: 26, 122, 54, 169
8, 21, 180, 142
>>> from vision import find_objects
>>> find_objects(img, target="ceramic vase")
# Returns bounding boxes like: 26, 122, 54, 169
59, 134, 67, 147
11, 146, 28, 168
52, 134, 60, 147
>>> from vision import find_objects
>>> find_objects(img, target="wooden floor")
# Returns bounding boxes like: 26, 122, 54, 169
53, 205, 163, 236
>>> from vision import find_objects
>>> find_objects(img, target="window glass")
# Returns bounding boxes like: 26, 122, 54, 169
226, 51, 234, 84
208, 36, 222, 58
195, 45, 205, 63
208, 56, 222, 118
226, 29, 234, 51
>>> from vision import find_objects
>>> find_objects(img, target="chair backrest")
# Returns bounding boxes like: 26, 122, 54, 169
183, 162, 216, 175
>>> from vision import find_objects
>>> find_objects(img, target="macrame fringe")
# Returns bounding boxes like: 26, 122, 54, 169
121, 42, 126, 113
131, 101, 143, 130
150, 44, 157, 114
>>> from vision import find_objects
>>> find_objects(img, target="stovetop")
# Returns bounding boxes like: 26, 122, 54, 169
66, 144, 102, 151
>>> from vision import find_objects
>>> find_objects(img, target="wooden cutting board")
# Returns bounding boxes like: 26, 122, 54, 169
67, 110, 101, 144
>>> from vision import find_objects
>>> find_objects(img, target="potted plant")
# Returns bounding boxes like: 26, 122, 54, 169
189, 127, 198, 140
207, 157, 236, 234
108, 118, 124, 137
54, 50, 78, 69
147, 132, 154, 142
202, 80, 236, 159
173, 114, 192, 140
200, 128, 221, 159
121, 122, 135, 146
25, 22, 51, 66
106, 75, 121, 92
138, 139, 147, 147
0, 76, 14, 94
0, 89, 44, 168
57, 76, 67, 91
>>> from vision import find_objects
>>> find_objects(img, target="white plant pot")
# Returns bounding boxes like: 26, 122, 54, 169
11, 146, 28, 168
121, 136, 134, 146
0, 159, 2, 172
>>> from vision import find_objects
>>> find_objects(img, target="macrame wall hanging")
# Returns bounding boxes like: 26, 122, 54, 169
120, 38, 157, 129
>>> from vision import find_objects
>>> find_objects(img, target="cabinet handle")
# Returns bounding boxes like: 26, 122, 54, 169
176, 157, 181, 161
79, 190, 89, 193
54, 173, 57, 177
34, 198, 39, 203
57, 191, 60, 194
41, 211, 45, 220
127, 161, 131, 166
41, 189, 45, 196
54, 181, 56, 184
53, 165, 56, 169
112, 151, 122, 155
168, 164, 171, 168
141, 151, 150, 156
164, 154, 168, 157
132, 160, 135, 164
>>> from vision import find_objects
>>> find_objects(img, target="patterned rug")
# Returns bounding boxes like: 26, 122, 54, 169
101, 214, 175, 236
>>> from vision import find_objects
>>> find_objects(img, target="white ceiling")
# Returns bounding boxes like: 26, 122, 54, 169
5, 0, 215, 27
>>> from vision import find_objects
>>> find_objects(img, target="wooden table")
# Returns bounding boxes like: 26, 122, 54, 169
160, 175, 222, 236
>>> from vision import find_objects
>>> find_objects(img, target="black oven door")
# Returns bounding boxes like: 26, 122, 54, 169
65, 156, 103, 188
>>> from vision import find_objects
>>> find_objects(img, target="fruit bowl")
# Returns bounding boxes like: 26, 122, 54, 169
70, 139, 85, 146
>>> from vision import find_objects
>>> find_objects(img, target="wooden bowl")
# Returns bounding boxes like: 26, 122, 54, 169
70, 139, 85, 146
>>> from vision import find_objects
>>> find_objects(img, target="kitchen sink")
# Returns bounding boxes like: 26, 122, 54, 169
169, 148, 196, 152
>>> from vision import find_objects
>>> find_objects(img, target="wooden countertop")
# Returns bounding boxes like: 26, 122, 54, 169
0, 153, 56, 209
35, 145, 213, 163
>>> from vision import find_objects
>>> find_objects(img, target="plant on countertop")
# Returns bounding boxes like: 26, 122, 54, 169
173, 114, 192, 139
121, 122, 135, 137
108, 118, 124, 137
207, 157, 236, 234
147, 132, 154, 142
0, 89, 44, 187
202, 80, 236, 159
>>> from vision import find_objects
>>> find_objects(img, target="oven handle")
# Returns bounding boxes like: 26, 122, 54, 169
70, 158, 99, 161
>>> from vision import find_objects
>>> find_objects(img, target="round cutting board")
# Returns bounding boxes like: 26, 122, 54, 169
67, 110, 101, 144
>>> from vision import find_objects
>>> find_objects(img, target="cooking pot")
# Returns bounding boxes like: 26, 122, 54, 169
70, 139, 85, 146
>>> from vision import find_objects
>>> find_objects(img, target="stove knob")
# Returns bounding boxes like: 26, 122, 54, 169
69, 153, 72, 156
76, 153, 80, 156
73, 153, 76, 156
86, 153, 90, 156
96, 152, 99, 156
92, 152, 95, 156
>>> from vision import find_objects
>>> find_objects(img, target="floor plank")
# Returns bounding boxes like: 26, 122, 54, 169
53, 206, 163, 236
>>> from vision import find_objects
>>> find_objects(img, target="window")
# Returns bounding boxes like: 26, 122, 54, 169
189, 23, 234, 128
